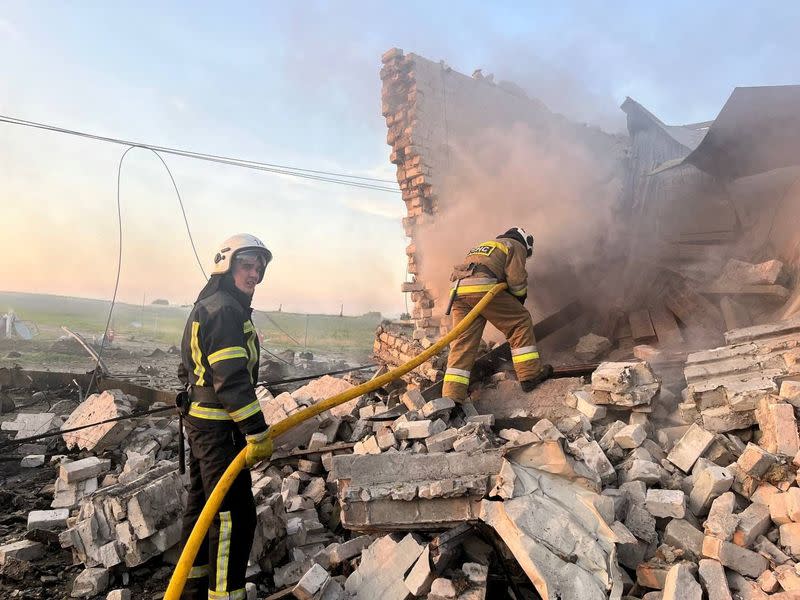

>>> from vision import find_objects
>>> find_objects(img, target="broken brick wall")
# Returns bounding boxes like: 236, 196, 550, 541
381, 48, 627, 340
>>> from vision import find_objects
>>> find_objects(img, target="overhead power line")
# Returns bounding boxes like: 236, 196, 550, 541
0, 114, 400, 193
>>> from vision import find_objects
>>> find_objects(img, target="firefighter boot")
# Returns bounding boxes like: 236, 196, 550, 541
520, 364, 553, 392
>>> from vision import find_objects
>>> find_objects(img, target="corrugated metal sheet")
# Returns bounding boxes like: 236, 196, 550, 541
685, 85, 800, 179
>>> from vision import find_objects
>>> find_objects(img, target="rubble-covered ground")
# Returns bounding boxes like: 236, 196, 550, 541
7, 316, 800, 598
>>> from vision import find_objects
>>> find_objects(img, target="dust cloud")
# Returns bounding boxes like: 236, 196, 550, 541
414, 121, 626, 321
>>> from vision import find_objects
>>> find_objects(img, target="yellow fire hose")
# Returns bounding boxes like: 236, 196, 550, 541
164, 282, 508, 599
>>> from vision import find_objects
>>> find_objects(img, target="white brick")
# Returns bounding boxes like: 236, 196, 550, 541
645, 489, 686, 519
689, 465, 733, 515
59, 457, 111, 484
667, 424, 715, 472
615, 424, 647, 449
293, 563, 330, 600
394, 420, 436, 439
27, 508, 69, 532
20, 454, 45, 468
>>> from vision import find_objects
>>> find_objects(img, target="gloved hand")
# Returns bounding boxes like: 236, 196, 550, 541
245, 430, 273, 468
516, 294, 527, 305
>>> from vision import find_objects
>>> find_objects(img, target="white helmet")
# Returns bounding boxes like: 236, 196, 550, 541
211, 233, 272, 283
497, 227, 534, 257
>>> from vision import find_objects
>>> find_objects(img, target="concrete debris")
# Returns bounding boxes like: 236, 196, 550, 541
591, 361, 660, 408
291, 374, 362, 418
333, 450, 502, 529
345, 534, 426, 599
575, 333, 612, 361
61, 389, 137, 452
719, 258, 786, 286
1, 412, 61, 440
8, 317, 800, 599
71, 566, 110, 598
59, 462, 186, 568
481, 466, 623, 599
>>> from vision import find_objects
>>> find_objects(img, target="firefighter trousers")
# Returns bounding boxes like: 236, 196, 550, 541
443, 291, 541, 401
179, 416, 256, 600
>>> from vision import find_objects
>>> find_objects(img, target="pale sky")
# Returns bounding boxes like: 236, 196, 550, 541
1, 1, 798, 315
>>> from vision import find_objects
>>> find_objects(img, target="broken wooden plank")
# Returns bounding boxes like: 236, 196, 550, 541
648, 302, 684, 347
615, 319, 632, 341
628, 309, 656, 341
700, 283, 791, 300
720, 296, 752, 331
531, 300, 582, 341
664, 281, 725, 332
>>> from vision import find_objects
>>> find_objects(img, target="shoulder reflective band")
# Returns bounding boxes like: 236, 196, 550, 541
188, 403, 232, 421
243, 321, 255, 334
444, 367, 470, 385
229, 399, 262, 422
191, 321, 206, 386
511, 345, 540, 363
208, 346, 248, 365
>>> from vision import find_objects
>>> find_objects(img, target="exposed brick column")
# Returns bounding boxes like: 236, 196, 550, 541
381, 48, 440, 341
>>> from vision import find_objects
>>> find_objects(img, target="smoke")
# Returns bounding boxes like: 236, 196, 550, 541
414, 120, 625, 322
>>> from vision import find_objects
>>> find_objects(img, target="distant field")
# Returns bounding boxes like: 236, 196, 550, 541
0, 291, 381, 362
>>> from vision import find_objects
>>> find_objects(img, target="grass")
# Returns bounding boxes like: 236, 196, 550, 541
0, 291, 381, 362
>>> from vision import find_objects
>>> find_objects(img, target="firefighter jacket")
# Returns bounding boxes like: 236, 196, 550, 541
179, 286, 268, 436
450, 237, 528, 298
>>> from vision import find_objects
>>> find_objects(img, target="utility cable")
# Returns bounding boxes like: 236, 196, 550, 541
82, 145, 130, 400
0, 115, 400, 193
259, 363, 376, 387
262, 313, 303, 346
84, 145, 206, 399
149, 150, 207, 280
0, 114, 395, 183
0, 405, 174, 450
260, 347, 295, 367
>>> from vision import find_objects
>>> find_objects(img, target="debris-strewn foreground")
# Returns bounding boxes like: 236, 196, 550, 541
6, 320, 800, 598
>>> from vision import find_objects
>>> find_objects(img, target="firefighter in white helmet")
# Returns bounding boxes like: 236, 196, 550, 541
443, 227, 553, 402
177, 233, 273, 600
